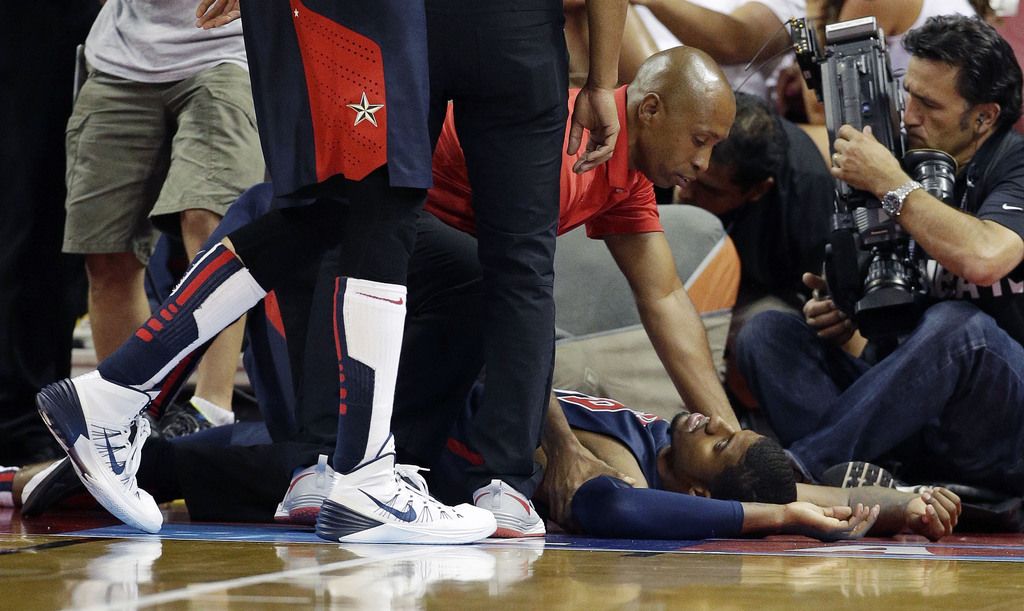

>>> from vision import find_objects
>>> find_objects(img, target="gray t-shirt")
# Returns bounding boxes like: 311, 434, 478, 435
85, 0, 247, 83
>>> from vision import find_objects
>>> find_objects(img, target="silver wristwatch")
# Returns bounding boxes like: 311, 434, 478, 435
880, 180, 923, 217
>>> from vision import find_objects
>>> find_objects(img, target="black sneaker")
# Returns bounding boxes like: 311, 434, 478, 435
821, 461, 898, 489
158, 401, 213, 438
20, 457, 85, 516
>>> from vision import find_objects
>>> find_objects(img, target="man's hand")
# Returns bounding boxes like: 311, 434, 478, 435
782, 502, 880, 541
830, 124, 909, 198
568, 84, 620, 173
539, 440, 635, 527
196, 0, 240, 30
904, 487, 961, 541
802, 272, 855, 345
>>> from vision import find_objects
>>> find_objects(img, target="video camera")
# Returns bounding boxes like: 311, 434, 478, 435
789, 16, 957, 341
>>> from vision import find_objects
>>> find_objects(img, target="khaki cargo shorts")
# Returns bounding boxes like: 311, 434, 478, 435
63, 62, 265, 264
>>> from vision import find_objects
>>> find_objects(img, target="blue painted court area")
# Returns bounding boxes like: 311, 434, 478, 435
56, 523, 1024, 563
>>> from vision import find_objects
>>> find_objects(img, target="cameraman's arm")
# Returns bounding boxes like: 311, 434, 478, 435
832, 125, 1024, 285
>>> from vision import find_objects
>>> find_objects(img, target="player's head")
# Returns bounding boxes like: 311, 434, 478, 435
902, 15, 1022, 164
659, 411, 797, 504
627, 46, 736, 189
677, 92, 786, 216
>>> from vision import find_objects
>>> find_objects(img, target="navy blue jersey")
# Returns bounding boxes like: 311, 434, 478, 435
554, 389, 670, 489
241, 0, 432, 196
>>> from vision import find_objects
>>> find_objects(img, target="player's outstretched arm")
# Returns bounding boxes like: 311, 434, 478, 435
797, 482, 961, 541
741, 501, 879, 541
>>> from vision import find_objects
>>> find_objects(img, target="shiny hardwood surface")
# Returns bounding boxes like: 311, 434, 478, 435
2, 507, 1023, 610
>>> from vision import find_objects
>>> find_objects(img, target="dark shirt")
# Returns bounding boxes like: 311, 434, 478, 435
924, 128, 1024, 345
555, 389, 669, 489
720, 120, 834, 309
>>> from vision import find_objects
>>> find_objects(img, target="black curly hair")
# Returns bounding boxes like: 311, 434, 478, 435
708, 436, 798, 504
903, 15, 1022, 131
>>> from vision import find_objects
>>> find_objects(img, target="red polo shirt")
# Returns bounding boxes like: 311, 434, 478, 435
426, 86, 662, 238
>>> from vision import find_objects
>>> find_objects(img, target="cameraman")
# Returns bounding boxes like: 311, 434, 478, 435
734, 15, 1024, 497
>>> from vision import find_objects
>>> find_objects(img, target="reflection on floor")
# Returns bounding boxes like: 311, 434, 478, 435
2, 505, 1023, 610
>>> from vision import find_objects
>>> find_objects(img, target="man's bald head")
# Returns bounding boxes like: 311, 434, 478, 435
627, 47, 736, 189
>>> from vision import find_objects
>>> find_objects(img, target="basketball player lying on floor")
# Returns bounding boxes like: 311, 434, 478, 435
431, 384, 962, 541
7, 383, 960, 541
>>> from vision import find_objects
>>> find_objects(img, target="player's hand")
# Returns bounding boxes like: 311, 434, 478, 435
905, 487, 961, 541
539, 440, 636, 527
568, 84, 620, 173
802, 273, 855, 344
782, 502, 880, 541
196, 0, 240, 29
830, 124, 909, 198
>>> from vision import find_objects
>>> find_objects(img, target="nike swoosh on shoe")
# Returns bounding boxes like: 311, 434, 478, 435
361, 490, 417, 522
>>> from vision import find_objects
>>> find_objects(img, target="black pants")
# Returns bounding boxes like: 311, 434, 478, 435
0, 2, 94, 464
424, 1, 569, 496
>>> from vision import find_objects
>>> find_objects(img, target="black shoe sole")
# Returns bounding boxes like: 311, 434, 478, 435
21, 458, 83, 517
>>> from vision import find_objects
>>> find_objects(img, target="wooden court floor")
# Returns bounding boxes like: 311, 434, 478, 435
2, 504, 1024, 610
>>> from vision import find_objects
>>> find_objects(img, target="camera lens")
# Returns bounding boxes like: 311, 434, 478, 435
904, 149, 957, 205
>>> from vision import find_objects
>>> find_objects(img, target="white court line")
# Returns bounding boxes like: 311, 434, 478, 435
73, 546, 440, 611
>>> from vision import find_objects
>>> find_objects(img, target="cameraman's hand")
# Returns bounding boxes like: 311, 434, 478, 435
802, 273, 855, 345
831, 125, 910, 198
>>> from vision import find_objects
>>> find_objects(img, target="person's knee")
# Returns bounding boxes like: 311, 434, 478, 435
916, 301, 995, 344
735, 310, 801, 356
477, 231, 556, 288
180, 208, 223, 244
85, 252, 145, 290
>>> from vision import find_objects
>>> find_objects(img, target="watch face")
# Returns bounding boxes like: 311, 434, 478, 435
882, 194, 897, 214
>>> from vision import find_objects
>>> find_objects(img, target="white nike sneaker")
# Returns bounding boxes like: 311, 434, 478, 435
36, 371, 162, 533
275, 454, 335, 525
274, 457, 431, 525
315, 452, 496, 545
472, 480, 546, 538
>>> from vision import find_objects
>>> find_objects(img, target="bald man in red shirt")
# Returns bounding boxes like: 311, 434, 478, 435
393, 47, 741, 509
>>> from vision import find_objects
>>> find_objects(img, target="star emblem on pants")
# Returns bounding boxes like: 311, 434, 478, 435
346, 92, 384, 127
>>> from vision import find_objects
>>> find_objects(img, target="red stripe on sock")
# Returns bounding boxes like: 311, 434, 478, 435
175, 249, 236, 306
147, 319, 164, 332
160, 309, 173, 321
168, 303, 179, 313
446, 437, 485, 466
333, 277, 348, 416
136, 328, 154, 342
150, 353, 197, 418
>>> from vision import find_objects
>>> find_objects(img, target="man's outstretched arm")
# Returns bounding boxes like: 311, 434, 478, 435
605, 231, 740, 428
573, 475, 878, 540
797, 482, 961, 541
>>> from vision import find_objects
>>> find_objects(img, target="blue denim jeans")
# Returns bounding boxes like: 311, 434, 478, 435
735, 301, 1024, 495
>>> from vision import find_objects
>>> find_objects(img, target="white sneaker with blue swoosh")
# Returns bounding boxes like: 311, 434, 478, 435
316, 449, 496, 544
35, 371, 162, 533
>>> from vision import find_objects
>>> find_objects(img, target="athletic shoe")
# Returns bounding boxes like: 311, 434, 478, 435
821, 461, 898, 489
275, 458, 431, 525
35, 372, 163, 533
20, 457, 86, 516
275, 454, 335, 525
315, 450, 496, 544
472, 479, 546, 538
158, 400, 213, 439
